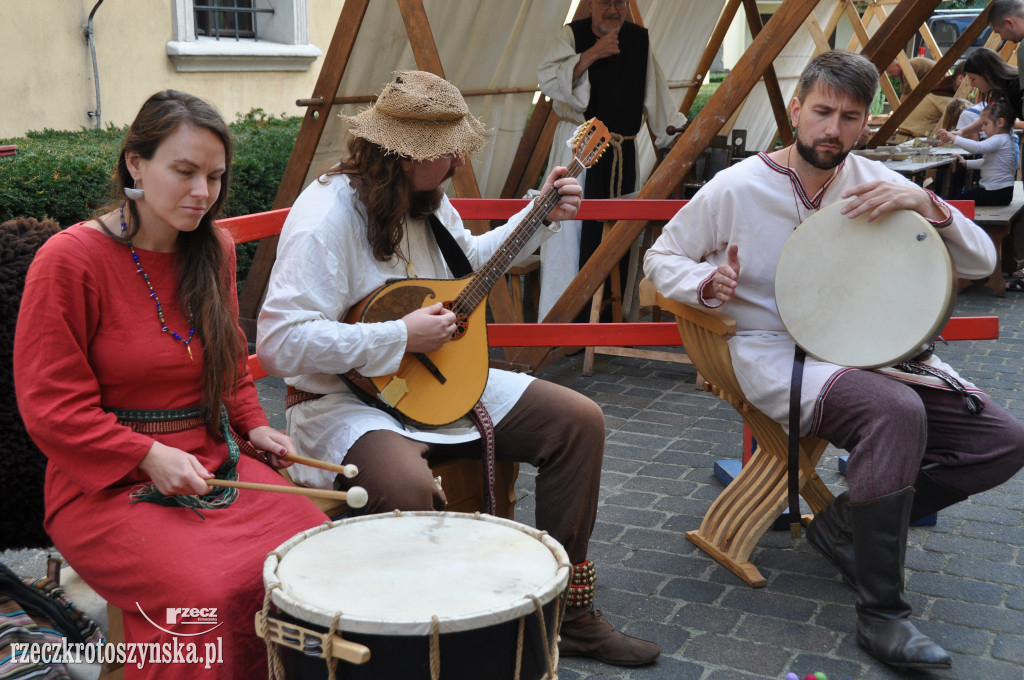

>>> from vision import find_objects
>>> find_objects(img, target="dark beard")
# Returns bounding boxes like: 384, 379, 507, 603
795, 135, 849, 170
408, 165, 456, 217
409, 187, 445, 218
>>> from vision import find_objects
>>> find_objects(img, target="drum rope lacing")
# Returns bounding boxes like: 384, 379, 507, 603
260, 584, 287, 680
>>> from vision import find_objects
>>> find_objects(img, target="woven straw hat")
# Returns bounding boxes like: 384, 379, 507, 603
341, 70, 487, 161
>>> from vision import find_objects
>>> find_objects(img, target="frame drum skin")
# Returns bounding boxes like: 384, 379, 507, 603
775, 199, 955, 369
263, 511, 570, 679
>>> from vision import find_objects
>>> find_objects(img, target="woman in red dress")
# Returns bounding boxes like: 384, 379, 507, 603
14, 91, 327, 678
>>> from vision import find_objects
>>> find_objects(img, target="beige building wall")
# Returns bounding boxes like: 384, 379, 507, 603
0, 0, 345, 139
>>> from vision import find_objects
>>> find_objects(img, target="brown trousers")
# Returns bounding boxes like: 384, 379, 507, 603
337, 380, 605, 564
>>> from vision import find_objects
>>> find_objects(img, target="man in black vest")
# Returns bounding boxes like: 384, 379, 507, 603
537, 0, 687, 321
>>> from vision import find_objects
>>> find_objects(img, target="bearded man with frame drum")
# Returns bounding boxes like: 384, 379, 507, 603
644, 50, 1024, 672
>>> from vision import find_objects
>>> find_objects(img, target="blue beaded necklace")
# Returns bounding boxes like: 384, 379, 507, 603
120, 202, 196, 361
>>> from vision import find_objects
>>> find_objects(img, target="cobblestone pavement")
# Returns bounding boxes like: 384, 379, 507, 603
4, 282, 1023, 680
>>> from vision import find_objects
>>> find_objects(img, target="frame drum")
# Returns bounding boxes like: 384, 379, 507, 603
262, 511, 570, 679
775, 199, 955, 369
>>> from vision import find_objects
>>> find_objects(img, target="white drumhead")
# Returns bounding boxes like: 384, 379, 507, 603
775, 199, 954, 369
264, 511, 570, 636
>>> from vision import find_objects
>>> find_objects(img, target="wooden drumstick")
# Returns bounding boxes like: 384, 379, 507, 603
279, 453, 359, 478
208, 479, 369, 508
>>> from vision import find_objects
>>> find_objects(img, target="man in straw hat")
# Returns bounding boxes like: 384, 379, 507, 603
257, 70, 661, 667
645, 49, 1024, 671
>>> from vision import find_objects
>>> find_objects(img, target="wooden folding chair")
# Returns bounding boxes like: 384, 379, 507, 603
639, 280, 833, 588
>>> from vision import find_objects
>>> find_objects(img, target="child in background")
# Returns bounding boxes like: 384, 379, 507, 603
939, 97, 971, 134
938, 100, 1018, 206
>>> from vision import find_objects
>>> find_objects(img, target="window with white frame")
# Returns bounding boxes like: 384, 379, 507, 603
167, 0, 320, 72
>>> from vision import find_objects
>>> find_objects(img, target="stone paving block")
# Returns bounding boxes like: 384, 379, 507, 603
736, 614, 839, 654
651, 448, 717, 469
671, 602, 741, 635
595, 588, 678, 621
755, 546, 842, 581
907, 570, 1006, 605
720, 588, 818, 622
903, 547, 948, 574
619, 527, 699, 554
604, 490, 662, 509
931, 599, 1024, 634
1006, 587, 1024, 611
922, 531, 1018, 563
600, 564, 669, 595
634, 461, 692, 481
652, 503, 706, 527
913, 618, 992, 655
622, 548, 706, 578
684, 632, 791, 676
660, 576, 727, 604
630, 407, 700, 427
600, 403, 641, 421
593, 505, 671, 529
944, 555, 1024, 585
622, 475, 696, 496
618, 419, 688, 439
814, 603, 857, 634
992, 634, 1024, 666
770, 572, 856, 605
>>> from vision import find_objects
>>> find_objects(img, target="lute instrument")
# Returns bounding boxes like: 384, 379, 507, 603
343, 118, 611, 426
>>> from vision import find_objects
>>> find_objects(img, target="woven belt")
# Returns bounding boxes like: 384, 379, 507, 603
110, 406, 241, 514
286, 386, 324, 410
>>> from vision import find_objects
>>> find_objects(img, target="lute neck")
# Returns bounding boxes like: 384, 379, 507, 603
454, 157, 586, 315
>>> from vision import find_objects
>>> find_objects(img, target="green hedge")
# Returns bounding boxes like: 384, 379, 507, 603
0, 109, 301, 289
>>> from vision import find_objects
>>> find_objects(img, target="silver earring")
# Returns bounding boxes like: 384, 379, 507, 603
125, 178, 144, 201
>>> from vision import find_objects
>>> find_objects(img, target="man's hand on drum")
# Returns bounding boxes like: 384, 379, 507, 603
539, 166, 583, 223
703, 243, 740, 304
139, 441, 214, 496
840, 180, 947, 223
248, 425, 298, 469
403, 302, 458, 353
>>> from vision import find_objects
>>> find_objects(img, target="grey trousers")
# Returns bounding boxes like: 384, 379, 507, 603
338, 379, 605, 565
813, 369, 1024, 503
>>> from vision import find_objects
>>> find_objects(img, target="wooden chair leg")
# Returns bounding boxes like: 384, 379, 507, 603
686, 438, 831, 587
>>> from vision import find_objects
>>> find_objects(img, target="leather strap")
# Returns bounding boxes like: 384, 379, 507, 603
427, 214, 473, 278
468, 403, 497, 515
787, 345, 807, 538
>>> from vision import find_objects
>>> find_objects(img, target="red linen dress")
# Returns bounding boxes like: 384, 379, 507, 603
14, 223, 328, 679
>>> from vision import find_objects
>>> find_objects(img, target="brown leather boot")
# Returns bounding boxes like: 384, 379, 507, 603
559, 608, 661, 666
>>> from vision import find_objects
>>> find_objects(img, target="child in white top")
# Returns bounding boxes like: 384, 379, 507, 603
939, 101, 1018, 206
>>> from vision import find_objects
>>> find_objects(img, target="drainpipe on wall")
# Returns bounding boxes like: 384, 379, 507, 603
85, 0, 105, 129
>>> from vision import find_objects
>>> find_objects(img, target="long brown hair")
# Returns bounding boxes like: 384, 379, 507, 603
106, 90, 240, 434
323, 136, 442, 262
964, 48, 1020, 104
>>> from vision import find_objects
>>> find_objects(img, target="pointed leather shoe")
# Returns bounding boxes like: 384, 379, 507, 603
559, 609, 660, 666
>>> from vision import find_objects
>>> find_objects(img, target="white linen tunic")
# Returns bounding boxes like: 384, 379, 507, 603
257, 175, 558, 489
535, 23, 687, 319
643, 152, 996, 434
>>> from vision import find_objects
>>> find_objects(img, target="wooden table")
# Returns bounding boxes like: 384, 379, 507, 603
883, 155, 957, 196
968, 182, 1024, 297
